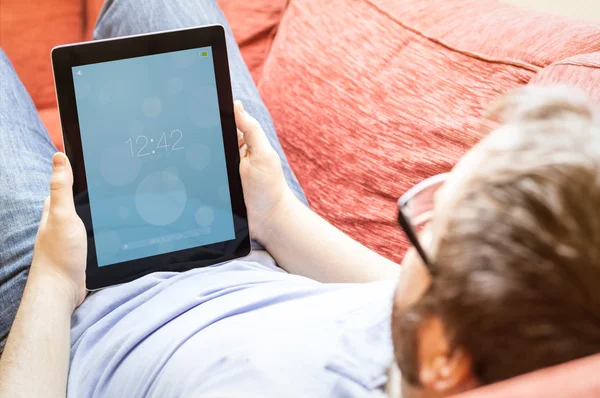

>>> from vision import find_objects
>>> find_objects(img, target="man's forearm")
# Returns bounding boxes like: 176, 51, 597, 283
0, 268, 74, 398
260, 196, 401, 283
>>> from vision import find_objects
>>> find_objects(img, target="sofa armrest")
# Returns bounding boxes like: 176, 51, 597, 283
528, 52, 600, 103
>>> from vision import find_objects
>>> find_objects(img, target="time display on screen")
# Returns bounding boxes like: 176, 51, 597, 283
125, 130, 184, 157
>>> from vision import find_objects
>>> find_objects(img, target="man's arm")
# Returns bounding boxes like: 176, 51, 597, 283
0, 270, 76, 398
0, 153, 87, 398
261, 195, 401, 283
235, 102, 400, 283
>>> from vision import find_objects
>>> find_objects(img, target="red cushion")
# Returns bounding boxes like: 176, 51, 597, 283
529, 52, 600, 103
258, 0, 600, 262
218, 0, 289, 82
0, 0, 83, 110
452, 353, 600, 398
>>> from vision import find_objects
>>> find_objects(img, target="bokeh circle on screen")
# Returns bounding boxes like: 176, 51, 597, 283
143, 96, 163, 118
165, 76, 184, 95
101, 145, 141, 186
186, 142, 211, 171
195, 206, 215, 227
135, 171, 187, 226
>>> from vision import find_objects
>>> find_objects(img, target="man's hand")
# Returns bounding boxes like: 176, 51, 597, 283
233, 101, 399, 282
31, 152, 87, 311
235, 100, 296, 243
0, 153, 87, 398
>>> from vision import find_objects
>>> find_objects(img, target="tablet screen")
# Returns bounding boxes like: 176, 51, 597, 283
71, 47, 236, 267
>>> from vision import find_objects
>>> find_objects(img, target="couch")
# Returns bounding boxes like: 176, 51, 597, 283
1, 0, 599, 396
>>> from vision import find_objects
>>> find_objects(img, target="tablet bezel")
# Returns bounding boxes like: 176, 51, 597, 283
52, 25, 250, 290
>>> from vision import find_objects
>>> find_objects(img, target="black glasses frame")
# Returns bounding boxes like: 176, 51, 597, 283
396, 173, 449, 272
397, 209, 432, 268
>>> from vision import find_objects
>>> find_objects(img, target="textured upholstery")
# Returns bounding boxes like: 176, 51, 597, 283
0, 0, 281, 151
85, 0, 106, 40
218, 0, 289, 82
529, 52, 600, 102
258, 0, 600, 262
0, 0, 82, 110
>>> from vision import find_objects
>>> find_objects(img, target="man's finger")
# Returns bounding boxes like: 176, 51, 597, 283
49, 153, 75, 215
239, 144, 248, 159
237, 128, 245, 148
40, 196, 50, 227
234, 100, 270, 151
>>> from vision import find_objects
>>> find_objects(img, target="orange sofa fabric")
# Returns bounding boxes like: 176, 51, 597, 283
0, 0, 282, 151
218, 0, 289, 82
85, 0, 105, 40
530, 52, 600, 102
257, 0, 600, 263
0, 0, 83, 110
0, 0, 83, 151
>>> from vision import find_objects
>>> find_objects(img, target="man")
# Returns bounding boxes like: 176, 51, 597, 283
390, 87, 600, 396
0, 1, 599, 397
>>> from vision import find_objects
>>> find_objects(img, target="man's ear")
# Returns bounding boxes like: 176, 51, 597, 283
418, 317, 476, 393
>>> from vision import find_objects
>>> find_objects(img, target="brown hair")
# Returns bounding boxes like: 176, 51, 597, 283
396, 86, 600, 385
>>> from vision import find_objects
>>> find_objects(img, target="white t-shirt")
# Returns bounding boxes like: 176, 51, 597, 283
68, 251, 396, 397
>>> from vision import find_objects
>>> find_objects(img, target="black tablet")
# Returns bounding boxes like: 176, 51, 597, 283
52, 25, 250, 290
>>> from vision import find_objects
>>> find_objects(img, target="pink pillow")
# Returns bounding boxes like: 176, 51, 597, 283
529, 52, 600, 104
258, 0, 600, 262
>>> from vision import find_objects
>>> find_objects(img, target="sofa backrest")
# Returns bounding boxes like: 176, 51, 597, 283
0, 0, 84, 109
530, 52, 600, 102
0, 0, 278, 111
257, 0, 600, 263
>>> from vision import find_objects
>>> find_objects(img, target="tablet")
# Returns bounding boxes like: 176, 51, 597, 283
52, 25, 250, 290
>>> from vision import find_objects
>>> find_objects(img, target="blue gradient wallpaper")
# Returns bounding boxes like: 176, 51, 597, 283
72, 47, 235, 267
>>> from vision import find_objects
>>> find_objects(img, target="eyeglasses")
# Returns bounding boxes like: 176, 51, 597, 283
397, 173, 449, 271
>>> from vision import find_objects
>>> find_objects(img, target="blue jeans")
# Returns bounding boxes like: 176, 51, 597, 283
0, 0, 306, 354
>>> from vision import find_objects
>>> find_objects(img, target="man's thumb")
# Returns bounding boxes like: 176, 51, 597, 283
49, 153, 75, 215
39, 196, 50, 227
234, 100, 269, 151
